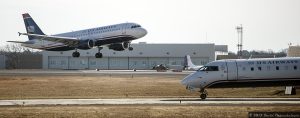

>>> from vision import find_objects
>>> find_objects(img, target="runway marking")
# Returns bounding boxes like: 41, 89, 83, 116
0, 98, 299, 106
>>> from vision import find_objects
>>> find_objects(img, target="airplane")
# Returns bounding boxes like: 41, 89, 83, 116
181, 57, 300, 99
183, 55, 203, 70
8, 13, 147, 58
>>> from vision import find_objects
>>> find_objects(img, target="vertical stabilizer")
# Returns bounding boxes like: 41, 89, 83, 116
22, 13, 44, 40
184, 55, 196, 69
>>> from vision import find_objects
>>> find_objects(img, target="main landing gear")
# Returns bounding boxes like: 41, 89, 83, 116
72, 47, 103, 58
95, 46, 103, 58
129, 47, 133, 51
72, 49, 80, 57
199, 88, 208, 100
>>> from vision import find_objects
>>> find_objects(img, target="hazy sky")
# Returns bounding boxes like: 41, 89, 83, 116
1, 0, 300, 52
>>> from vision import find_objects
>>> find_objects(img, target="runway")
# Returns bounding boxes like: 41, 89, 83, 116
1, 98, 300, 106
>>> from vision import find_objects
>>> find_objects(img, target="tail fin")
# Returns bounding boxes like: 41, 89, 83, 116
22, 13, 44, 40
184, 55, 196, 68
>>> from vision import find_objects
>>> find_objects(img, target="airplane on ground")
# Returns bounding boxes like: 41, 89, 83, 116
181, 57, 300, 99
183, 55, 203, 70
8, 13, 147, 58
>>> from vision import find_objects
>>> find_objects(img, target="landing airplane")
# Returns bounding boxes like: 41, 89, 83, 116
183, 55, 203, 70
8, 13, 147, 58
181, 57, 300, 99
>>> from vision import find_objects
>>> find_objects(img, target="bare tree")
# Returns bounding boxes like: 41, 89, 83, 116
0, 44, 40, 69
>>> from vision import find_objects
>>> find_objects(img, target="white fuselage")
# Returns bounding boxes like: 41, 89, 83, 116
182, 57, 300, 90
21, 23, 147, 50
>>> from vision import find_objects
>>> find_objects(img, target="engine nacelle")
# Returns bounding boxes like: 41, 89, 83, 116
77, 39, 95, 50
108, 42, 130, 51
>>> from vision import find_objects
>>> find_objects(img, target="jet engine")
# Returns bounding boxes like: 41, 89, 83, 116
108, 42, 130, 51
77, 39, 95, 50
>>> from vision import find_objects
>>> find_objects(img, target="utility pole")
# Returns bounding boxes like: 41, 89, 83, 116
236, 24, 243, 59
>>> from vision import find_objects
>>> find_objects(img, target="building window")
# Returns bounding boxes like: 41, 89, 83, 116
276, 66, 279, 70
258, 67, 261, 71
294, 66, 297, 70
251, 67, 254, 71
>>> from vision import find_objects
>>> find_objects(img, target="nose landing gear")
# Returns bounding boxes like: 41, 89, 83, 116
199, 89, 207, 100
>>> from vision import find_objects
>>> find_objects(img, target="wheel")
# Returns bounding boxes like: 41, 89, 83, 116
95, 53, 103, 58
200, 93, 207, 100
72, 52, 80, 57
129, 47, 133, 51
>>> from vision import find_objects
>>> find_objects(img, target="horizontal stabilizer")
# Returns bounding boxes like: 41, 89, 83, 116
7, 41, 34, 44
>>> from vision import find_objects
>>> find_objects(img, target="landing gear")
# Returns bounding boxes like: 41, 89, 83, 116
72, 50, 80, 57
95, 52, 102, 58
95, 46, 103, 58
199, 89, 208, 100
129, 47, 133, 51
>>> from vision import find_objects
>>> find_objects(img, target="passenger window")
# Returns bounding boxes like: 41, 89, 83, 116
267, 66, 271, 71
251, 67, 254, 71
276, 66, 279, 70
285, 66, 288, 70
258, 67, 261, 71
242, 67, 246, 71
294, 66, 297, 70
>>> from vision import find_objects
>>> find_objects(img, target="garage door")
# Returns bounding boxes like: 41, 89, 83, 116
48, 56, 68, 69
89, 57, 109, 69
108, 57, 128, 70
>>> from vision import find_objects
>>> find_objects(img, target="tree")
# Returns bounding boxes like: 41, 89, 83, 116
0, 44, 40, 69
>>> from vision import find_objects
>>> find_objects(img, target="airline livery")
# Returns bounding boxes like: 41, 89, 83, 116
181, 57, 300, 99
8, 13, 147, 58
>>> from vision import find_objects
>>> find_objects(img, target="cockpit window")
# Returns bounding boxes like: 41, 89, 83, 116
131, 25, 141, 28
198, 66, 219, 71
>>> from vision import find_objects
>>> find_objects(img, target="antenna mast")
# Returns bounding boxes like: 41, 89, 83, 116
236, 24, 243, 59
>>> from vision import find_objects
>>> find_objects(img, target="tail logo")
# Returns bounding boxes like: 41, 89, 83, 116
27, 26, 35, 33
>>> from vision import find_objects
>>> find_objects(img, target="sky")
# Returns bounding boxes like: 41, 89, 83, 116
1, 0, 300, 52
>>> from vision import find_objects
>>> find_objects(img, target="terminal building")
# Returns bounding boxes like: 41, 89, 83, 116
42, 43, 228, 70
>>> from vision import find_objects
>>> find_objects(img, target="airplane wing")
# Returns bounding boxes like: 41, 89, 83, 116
18, 32, 80, 47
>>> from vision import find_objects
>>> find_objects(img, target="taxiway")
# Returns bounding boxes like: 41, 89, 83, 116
0, 98, 299, 106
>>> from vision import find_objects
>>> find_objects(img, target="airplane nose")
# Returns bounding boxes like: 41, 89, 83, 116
181, 73, 194, 86
141, 28, 147, 37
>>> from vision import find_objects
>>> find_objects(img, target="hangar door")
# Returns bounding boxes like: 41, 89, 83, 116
148, 57, 168, 69
68, 57, 89, 69
89, 57, 109, 69
108, 57, 128, 69
48, 56, 68, 69
129, 57, 149, 69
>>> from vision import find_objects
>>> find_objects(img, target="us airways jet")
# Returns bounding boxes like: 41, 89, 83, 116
181, 57, 300, 99
8, 13, 147, 58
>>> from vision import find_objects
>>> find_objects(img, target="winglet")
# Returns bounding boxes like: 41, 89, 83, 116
18, 32, 21, 36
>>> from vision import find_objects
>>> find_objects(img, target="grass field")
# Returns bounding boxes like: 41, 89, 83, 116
0, 74, 299, 118
0, 75, 298, 99
0, 105, 299, 118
